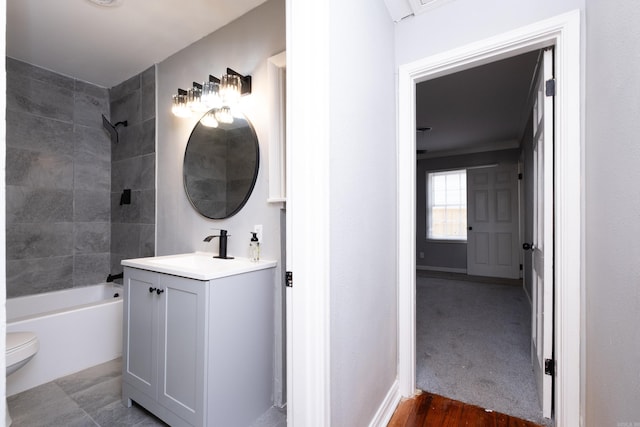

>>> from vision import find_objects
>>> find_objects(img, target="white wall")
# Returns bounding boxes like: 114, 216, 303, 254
328, 0, 397, 425
585, 0, 640, 425
394, 1, 640, 426
156, 0, 285, 262
395, 0, 584, 66
393, 0, 588, 424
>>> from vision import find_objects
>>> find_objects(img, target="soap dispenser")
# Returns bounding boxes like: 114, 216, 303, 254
249, 232, 260, 262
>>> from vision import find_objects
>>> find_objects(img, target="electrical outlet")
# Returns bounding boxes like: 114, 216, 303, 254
254, 224, 263, 243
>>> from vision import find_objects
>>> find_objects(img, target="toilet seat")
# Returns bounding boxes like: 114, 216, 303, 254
6, 332, 39, 368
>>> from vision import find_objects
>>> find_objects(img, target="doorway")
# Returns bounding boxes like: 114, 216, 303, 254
414, 49, 544, 422
397, 11, 581, 427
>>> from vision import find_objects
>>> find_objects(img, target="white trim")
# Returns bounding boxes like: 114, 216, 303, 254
416, 266, 467, 274
551, 11, 582, 427
267, 51, 287, 203
285, 0, 331, 425
397, 10, 581, 426
268, 52, 287, 409
397, 61, 418, 398
367, 380, 401, 427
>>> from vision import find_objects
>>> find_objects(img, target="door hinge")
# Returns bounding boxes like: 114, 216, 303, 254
285, 271, 293, 288
545, 79, 556, 97
518, 173, 523, 180
544, 358, 554, 376
520, 263, 523, 271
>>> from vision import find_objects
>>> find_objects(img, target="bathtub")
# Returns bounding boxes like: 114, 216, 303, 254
6, 283, 123, 396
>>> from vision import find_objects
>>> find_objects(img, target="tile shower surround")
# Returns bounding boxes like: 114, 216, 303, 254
5, 58, 156, 298
109, 67, 156, 276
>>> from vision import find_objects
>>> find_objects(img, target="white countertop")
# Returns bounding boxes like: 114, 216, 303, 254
121, 252, 277, 281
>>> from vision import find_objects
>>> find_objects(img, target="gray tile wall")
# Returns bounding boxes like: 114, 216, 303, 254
6, 58, 111, 297
5, 59, 157, 298
110, 67, 156, 275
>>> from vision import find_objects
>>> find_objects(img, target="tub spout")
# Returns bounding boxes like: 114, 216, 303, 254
107, 272, 123, 282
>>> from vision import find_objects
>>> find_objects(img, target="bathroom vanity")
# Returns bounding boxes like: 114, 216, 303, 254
121, 253, 277, 427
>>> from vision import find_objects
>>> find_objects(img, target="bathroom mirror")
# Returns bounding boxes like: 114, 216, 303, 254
183, 111, 259, 219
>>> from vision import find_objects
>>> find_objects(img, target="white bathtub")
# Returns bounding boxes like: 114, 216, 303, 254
6, 283, 123, 396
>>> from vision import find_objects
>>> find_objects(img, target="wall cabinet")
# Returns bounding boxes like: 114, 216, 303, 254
122, 263, 276, 427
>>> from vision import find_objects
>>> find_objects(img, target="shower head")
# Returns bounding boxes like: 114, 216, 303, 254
102, 115, 128, 144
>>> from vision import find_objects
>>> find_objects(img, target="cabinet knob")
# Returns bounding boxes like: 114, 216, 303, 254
156, 288, 165, 295
149, 287, 157, 293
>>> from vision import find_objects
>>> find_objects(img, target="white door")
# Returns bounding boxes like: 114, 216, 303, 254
466, 164, 520, 279
528, 48, 554, 418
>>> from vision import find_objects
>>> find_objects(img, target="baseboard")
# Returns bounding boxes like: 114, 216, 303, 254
368, 379, 401, 427
416, 265, 467, 274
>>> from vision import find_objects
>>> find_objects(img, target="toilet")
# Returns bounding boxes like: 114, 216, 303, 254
6, 332, 39, 426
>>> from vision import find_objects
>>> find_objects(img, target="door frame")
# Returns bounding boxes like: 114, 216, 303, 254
397, 10, 581, 426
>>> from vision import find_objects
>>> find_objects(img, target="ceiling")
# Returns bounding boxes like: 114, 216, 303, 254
6, 0, 268, 88
7, 1, 540, 157
416, 50, 541, 157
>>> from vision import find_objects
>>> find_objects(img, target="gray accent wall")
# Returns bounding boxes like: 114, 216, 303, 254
416, 149, 520, 271
6, 58, 111, 297
109, 67, 156, 275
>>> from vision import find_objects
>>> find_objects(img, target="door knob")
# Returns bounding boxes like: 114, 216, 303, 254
156, 288, 165, 295
522, 242, 534, 251
149, 287, 157, 293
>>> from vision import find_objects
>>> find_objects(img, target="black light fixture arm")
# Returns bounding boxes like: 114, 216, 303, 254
226, 68, 252, 95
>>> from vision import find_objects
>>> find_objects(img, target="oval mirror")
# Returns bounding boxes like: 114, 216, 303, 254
183, 111, 259, 219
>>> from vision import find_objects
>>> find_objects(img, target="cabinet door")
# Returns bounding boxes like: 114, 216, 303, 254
123, 268, 159, 398
157, 274, 208, 426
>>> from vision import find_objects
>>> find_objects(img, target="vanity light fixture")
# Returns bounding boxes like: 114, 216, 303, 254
187, 83, 208, 113
171, 89, 191, 118
171, 69, 252, 124
202, 75, 222, 110
220, 74, 242, 107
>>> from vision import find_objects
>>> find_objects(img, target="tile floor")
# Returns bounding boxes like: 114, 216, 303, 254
7, 358, 287, 427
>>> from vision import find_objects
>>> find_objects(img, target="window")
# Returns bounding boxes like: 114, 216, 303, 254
427, 169, 467, 240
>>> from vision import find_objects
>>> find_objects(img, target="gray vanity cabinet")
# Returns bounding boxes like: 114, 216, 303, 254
122, 264, 275, 427
122, 267, 206, 426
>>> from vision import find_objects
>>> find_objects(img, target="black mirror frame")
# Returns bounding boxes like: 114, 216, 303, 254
182, 111, 260, 219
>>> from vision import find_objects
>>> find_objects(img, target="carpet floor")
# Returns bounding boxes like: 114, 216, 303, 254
415, 272, 552, 426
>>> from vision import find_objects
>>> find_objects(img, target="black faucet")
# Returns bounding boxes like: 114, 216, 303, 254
203, 229, 234, 259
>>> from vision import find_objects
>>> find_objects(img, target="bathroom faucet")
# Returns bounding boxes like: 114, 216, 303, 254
203, 229, 234, 259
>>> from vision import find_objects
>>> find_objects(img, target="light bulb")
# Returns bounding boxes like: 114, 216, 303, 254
220, 74, 242, 107
172, 94, 192, 118
202, 81, 222, 109
187, 87, 207, 113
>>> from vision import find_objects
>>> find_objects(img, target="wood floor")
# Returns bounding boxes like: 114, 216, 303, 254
388, 391, 544, 427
